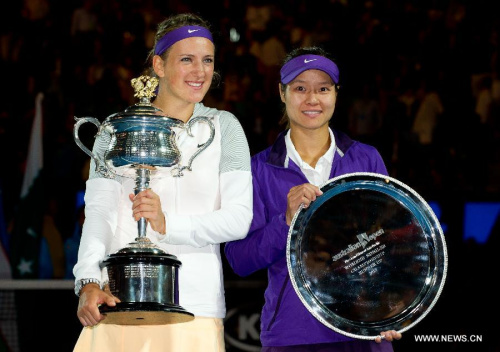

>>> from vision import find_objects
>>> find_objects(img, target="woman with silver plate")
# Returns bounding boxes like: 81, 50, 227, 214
225, 47, 402, 351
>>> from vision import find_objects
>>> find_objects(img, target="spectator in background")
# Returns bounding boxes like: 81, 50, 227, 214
70, 0, 99, 65
475, 75, 493, 126
348, 81, 383, 146
246, 3, 286, 101
410, 77, 444, 189
411, 78, 444, 146
71, 0, 98, 37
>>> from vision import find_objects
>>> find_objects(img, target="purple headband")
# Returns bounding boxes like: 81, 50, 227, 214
154, 25, 213, 56
280, 54, 339, 84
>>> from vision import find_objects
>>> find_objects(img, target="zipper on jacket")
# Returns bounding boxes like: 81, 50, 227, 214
266, 274, 290, 331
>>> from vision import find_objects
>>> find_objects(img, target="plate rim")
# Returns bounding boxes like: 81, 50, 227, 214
286, 172, 448, 340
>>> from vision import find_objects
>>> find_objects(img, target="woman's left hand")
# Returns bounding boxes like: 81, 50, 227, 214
129, 189, 166, 234
375, 330, 402, 343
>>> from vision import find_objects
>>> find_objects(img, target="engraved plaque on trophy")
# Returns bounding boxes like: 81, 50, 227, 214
73, 76, 215, 325
287, 173, 447, 339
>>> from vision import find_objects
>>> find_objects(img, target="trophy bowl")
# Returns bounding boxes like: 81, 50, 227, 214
74, 76, 215, 325
287, 172, 448, 339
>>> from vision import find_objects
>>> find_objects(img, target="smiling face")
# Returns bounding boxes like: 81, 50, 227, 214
280, 69, 337, 133
153, 36, 215, 109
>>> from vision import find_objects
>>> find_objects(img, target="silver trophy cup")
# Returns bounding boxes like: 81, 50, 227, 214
73, 76, 215, 324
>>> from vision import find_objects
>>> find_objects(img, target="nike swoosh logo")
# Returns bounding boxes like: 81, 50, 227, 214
304, 59, 317, 63
188, 29, 200, 33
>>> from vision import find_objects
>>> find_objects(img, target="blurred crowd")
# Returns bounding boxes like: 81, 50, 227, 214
0, 0, 499, 278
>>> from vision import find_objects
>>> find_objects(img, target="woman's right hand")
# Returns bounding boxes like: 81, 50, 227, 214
286, 183, 323, 225
129, 189, 166, 234
77, 284, 120, 327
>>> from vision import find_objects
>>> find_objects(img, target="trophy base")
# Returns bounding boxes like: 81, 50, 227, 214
99, 302, 194, 325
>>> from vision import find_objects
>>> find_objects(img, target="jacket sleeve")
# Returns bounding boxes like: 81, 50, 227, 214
372, 148, 389, 176
73, 178, 121, 282
156, 112, 253, 248
349, 142, 389, 176
158, 170, 253, 247
73, 129, 122, 283
225, 164, 290, 277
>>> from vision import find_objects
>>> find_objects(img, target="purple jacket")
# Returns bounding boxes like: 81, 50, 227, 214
224, 129, 390, 347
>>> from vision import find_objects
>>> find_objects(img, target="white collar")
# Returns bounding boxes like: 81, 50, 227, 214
284, 128, 335, 169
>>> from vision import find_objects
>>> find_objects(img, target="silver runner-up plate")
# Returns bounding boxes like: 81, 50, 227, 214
287, 172, 448, 340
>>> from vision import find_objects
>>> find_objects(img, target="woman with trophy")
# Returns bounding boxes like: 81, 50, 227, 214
224, 47, 402, 351
72, 13, 252, 352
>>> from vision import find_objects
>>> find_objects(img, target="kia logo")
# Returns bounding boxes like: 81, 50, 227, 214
224, 303, 262, 351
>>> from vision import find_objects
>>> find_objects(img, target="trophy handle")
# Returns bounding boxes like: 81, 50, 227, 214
73, 117, 108, 175
172, 116, 215, 177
